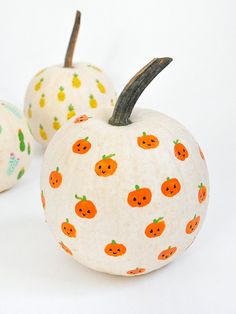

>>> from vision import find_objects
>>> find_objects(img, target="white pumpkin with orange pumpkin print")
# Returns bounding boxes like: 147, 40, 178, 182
0, 101, 33, 192
24, 11, 116, 146
41, 58, 209, 276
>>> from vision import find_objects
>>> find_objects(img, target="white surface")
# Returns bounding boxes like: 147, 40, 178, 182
0, 0, 235, 313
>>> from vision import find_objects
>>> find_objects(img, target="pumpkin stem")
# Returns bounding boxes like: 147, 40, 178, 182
173, 139, 179, 144
108, 58, 172, 126
135, 185, 140, 190
168, 246, 171, 249
56, 167, 59, 172
102, 154, 115, 160
64, 10, 81, 68
198, 183, 203, 189
153, 217, 164, 223
111, 240, 116, 244
66, 218, 69, 223
75, 194, 87, 201
142, 132, 147, 136
84, 137, 89, 141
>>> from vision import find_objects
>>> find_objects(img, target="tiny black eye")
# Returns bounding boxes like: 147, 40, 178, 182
83, 146, 87, 150
70, 229, 72, 232
77, 143, 80, 147
64, 227, 66, 230
98, 165, 102, 169
142, 141, 146, 144
117, 249, 120, 252
170, 252, 173, 255
79, 209, 82, 212
150, 229, 153, 233
183, 149, 185, 152
87, 210, 91, 213
143, 196, 146, 200
108, 165, 111, 169
151, 139, 155, 142
178, 152, 181, 155
157, 228, 160, 232
109, 248, 112, 251
166, 187, 169, 191
56, 180, 58, 183
195, 222, 198, 226
174, 185, 176, 188
133, 197, 136, 201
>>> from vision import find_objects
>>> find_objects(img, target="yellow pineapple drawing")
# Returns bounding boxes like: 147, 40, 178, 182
96, 79, 106, 94
39, 94, 46, 107
72, 73, 81, 88
89, 94, 97, 108
28, 104, 32, 118
53, 117, 61, 130
67, 104, 76, 120
34, 78, 44, 91
39, 124, 48, 141
58, 86, 66, 102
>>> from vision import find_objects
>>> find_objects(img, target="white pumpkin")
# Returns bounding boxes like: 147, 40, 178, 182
41, 58, 209, 276
24, 11, 116, 146
0, 101, 33, 192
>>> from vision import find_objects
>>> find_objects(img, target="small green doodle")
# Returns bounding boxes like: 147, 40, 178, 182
27, 143, 31, 155
17, 168, 25, 180
18, 129, 26, 152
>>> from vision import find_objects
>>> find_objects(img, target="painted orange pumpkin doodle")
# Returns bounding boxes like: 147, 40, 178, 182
173, 139, 189, 161
104, 240, 126, 257
41, 190, 46, 209
59, 241, 73, 255
161, 177, 181, 197
158, 246, 177, 260
185, 215, 200, 234
145, 217, 166, 238
74, 114, 90, 124
74, 195, 97, 219
127, 185, 152, 207
95, 154, 117, 177
127, 268, 146, 275
61, 218, 77, 238
137, 132, 159, 149
49, 167, 62, 188
72, 137, 91, 154
198, 183, 207, 203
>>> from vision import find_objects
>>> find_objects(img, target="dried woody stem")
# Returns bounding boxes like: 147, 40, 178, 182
64, 10, 81, 68
109, 58, 173, 126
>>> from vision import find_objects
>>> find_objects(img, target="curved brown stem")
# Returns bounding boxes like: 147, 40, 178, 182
64, 11, 81, 68
109, 57, 173, 126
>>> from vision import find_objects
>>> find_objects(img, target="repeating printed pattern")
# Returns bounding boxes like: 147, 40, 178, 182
41, 109, 209, 276
24, 63, 116, 146
0, 101, 33, 192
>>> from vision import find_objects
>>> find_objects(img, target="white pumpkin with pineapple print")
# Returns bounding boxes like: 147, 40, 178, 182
24, 11, 116, 146
24, 63, 116, 145
41, 58, 209, 276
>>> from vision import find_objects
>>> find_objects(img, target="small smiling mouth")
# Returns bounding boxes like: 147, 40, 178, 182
102, 171, 106, 174
82, 214, 86, 216
112, 252, 117, 255
138, 202, 141, 205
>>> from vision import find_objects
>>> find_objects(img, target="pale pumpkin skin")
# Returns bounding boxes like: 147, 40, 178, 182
0, 101, 33, 192
24, 63, 116, 146
41, 108, 209, 276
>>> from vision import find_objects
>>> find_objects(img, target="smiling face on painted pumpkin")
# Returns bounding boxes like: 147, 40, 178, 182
49, 167, 62, 188
173, 140, 189, 161
127, 268, 146, 275
161, 177, 181, 197
158, 246, 177, 260
198, 183, 207, 203
72, 137, 91, 154
186, 215, 200, 234
127, 185, 152, 207
137, 132, 159, 149
74, 195, 97, 219
104, 240, 126, 257
145, 218, 166, 238
95, 154, 117, 177
61, 219, 76, 238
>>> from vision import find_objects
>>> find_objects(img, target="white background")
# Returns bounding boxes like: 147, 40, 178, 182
0, 0, 235, 313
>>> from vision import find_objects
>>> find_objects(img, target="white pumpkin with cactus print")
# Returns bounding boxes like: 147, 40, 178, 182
41, 58, 209, 276
24, 11, 116, 146
0, 101, 33, 192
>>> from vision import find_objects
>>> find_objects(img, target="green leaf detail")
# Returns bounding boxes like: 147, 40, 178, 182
135, 185, 140, 190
